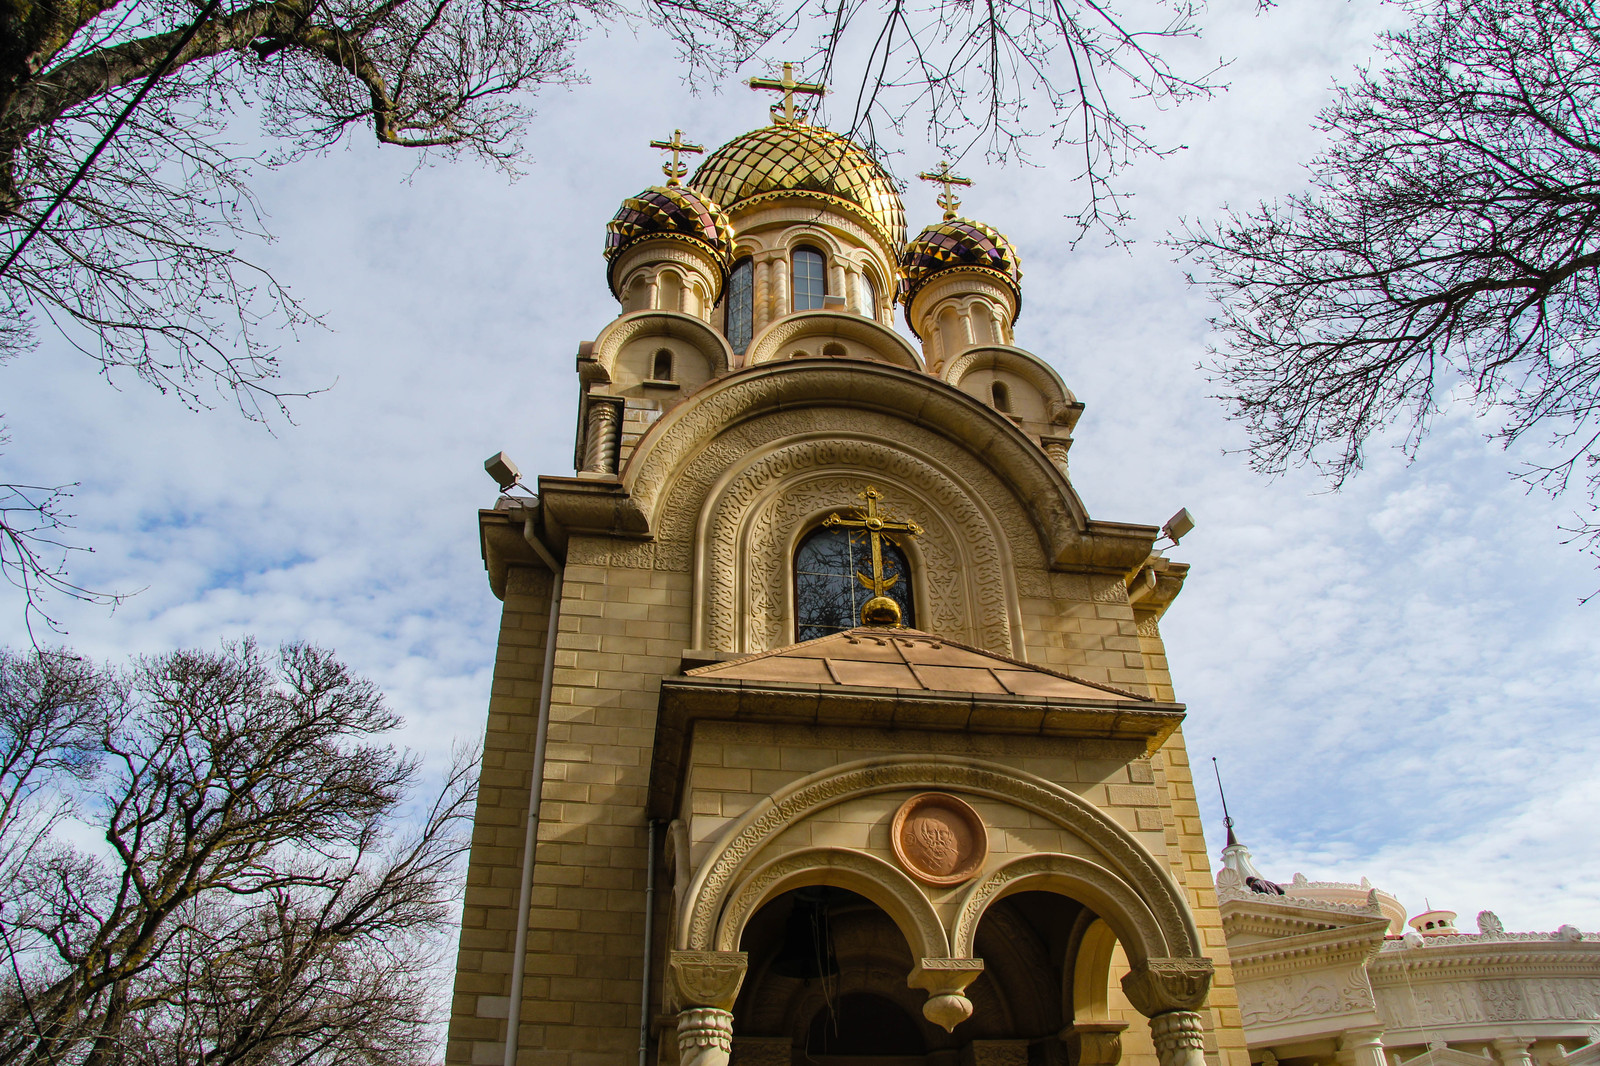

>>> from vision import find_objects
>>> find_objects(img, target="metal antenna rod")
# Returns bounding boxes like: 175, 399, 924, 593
1211, 756, 1234, 833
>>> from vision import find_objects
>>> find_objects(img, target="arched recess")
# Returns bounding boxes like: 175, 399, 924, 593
745, 311, 922, 370
713, 847, 948, 960
1069, 915, 1119, 1022
587, 309, 734, 385
624, 361, 1085, 582
692, 431, 1020, 653
949, 853, 1171, 970
945, 346, 1074, 407
676, 755, 1198, 967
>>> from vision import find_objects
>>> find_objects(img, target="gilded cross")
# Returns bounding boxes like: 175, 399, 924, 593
823, 487, 923, 626
649, 129, 703, 186
748, 62, 826, 125
918, 161, 973, 220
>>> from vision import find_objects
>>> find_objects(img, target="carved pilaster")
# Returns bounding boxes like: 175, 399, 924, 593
1121, 958, 1214, 1017
1041, 436, 1072, 477
582, 398, 622, 474
753, 259, 772, 334
1494, 1038, 1535, 1066
1148, 1010, 1205, 1066
676, 1007, 733, 1066
908, 957, 985, 1032
1338, 1030, 1387, 1066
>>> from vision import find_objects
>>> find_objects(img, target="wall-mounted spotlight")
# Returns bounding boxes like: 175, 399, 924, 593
1161, 507, 1195, 546
485, 451, 523, 493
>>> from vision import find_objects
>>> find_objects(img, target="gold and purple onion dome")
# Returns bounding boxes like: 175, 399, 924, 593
689, 124, 906, 248
899, 217, 1022, 306
605, 185, 735, 292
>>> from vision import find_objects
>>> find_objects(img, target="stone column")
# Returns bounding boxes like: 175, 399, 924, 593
1339, 1030, 1387, 1066
1121, 958, 1215, 1066
753, 259, 772, 333
582, 398, 621, 474
645, 274, 659, 311
774, 258, 790, 318
843, 262, 862, 314
830, 260, 848, 306
668, 951, 748, 1066
1494, 1038, 1536, 1066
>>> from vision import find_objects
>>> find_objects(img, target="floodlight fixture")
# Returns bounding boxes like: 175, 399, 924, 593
1161, 507, 1195, 545
485, 451, 522, 492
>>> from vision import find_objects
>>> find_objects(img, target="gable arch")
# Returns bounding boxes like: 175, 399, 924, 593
676, 755, 1199, 967
624, 362, 1087, 576
745, 310, 922, 370
588, 309, 734, 385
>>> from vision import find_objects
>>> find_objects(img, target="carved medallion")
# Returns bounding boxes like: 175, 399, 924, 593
892, 793, 988, 885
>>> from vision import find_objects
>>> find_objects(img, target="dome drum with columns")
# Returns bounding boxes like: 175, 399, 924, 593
448, 68, 1247, 1066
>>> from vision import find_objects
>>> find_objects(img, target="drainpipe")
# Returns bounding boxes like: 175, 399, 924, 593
639, 819, 659, 1066
503, 503, 564, 1066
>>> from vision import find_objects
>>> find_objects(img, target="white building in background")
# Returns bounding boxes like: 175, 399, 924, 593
1217, 831, 1600, 1066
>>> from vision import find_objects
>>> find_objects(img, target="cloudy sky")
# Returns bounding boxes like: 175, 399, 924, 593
5, 0, 1597, 940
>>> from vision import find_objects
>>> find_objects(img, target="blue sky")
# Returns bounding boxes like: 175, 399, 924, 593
4, 0, 1597, 939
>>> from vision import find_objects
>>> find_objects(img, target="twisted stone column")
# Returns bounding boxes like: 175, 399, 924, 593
1148, 1011, 1205, 1066
582, 399, 620, 474
677, 1006, 734, 1066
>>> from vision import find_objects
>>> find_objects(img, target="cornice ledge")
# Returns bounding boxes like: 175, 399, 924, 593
536, 475, 650, 548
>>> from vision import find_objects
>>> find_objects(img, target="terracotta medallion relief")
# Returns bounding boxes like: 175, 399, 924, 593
891, 793, 988, 886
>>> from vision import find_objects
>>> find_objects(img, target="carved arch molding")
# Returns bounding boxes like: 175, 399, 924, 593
660, 409, 1049, 654
678, 756, 1201, 968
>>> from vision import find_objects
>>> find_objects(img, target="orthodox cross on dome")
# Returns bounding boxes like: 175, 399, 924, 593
823, 487, 923, 627
918, 160, 973, 220
748, 62, 826, 125
648, 129, 703, 186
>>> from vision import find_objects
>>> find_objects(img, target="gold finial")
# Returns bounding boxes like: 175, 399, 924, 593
748, 62, 827, 126
648, 129, 704, 186
918, 160, 973, 220
822, 487, 923, 627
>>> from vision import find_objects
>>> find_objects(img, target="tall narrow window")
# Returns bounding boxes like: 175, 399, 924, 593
794, 525, 915, 641
651, 349, 673, 381
726, 258, 753, 355
991, 381, 1011, 412
792, 248, 826, 311
859, 272, 878, 319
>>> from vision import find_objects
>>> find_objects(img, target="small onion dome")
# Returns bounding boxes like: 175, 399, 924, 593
899, 216, 1022, 308
604, 185, 735, 296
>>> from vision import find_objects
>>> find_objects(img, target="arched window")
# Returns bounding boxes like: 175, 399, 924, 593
794, 525, 915, 641
726, 258, 753, 355
859, 272, 878, 318
991, 381, 1011, 412
651, 349, 673, 381
792, 247, 826, 311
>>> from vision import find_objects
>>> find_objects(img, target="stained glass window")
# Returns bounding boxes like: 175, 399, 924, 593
727, 258, 753, 354
794, 525, 915, 641
793, 248, 826, 311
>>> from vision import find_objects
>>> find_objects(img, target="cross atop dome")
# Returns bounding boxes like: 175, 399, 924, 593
918, 160, 972, 220
648, 129, 703, 186
748, 62, 826, 125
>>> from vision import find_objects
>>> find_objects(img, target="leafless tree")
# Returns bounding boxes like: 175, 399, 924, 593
0, 639, 477, 1065
1178, 0, 1600, 589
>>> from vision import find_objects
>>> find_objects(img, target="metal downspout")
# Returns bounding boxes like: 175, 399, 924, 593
504, 505, 563, 1066
639, 819, 659, 1066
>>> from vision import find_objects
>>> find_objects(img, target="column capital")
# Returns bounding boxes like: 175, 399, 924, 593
1120, 957, 1214, 1017
667, 949, 748, 1011
908, 957, 985, 1032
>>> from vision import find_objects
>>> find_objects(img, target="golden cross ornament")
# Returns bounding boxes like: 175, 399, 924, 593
748, 62, 826, 125
918, 160, 973, 220
823, 487, 923, 627
648, 129, 703, 186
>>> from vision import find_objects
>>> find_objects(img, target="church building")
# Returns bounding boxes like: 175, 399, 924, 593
447, 69, 1250, 1066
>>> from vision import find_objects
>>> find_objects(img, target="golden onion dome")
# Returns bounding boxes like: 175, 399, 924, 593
899, 216, 1022, 309
605, 185, 735, 297
689, 124, 906, 248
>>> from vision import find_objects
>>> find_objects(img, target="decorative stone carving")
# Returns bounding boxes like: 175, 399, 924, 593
1121, 958, 1216, 1017
668, 950, 748, 1011
583, 398, 622, 474
891, 792, 988, 885
677, 1007, 735, 1066
1239, 967, 1376, 1028
908, 957, 985, 1031
1063, 1020, 1129, 1066
1148, 1010, 1206, 1066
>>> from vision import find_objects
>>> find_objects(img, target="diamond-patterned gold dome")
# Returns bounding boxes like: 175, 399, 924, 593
604, 185, 735, 298
900, 216, 1022, 304
689, 124, 906, 247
